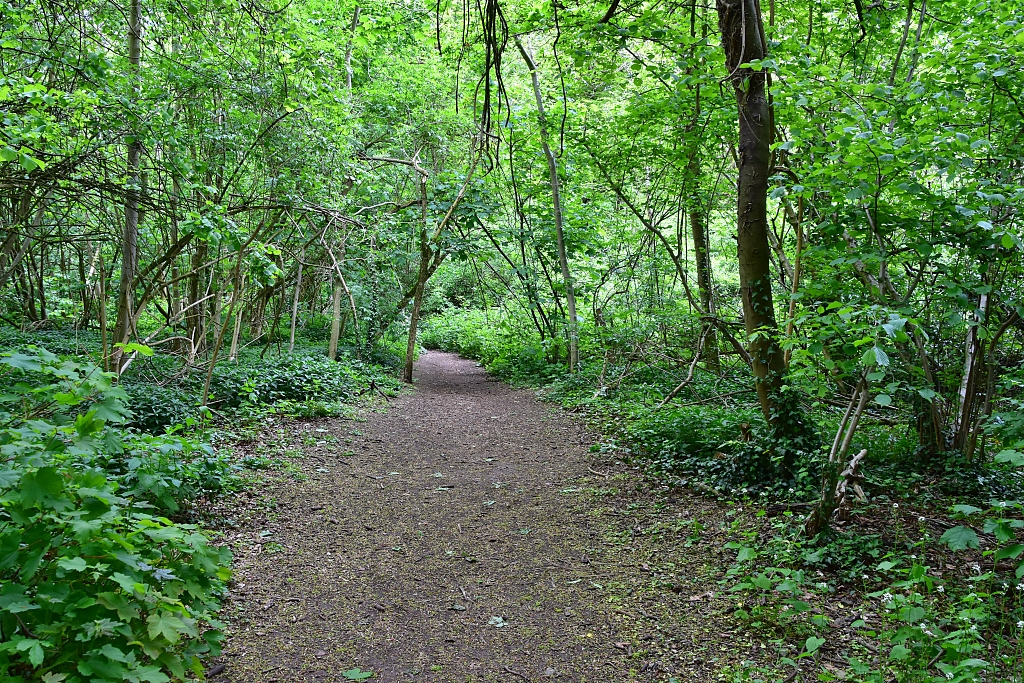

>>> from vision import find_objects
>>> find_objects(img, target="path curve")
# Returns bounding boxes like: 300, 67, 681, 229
217, 351, 729, 682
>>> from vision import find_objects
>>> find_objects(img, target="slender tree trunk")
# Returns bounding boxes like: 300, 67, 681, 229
113, 0, 142, 371
690, 205, 720, 373
345, 6, 361, 91
228, 274, 245, 361
328, 279, 343, 361
516, 38, 579, 371
289, 248, 304, 352
717, 0, 791, 428
403, 231, 431, 383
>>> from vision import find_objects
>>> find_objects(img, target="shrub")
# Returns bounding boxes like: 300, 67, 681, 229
0, 349, 230, 682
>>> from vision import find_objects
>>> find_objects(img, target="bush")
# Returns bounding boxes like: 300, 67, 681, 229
0, 349, 230, 682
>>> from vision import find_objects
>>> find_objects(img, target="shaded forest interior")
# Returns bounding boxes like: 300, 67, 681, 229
2, 0, 1024, 681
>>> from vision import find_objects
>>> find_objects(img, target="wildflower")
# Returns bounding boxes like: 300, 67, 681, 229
924, 629, 935, 637
881, 592, 894, 604
788, 488, 794, 493
1017, 620, 1024, 629
946, 673, 953, 680
918, 516, 925, 522
817, 582, 828, 590
937, 585, 944, 593
862, 574, 869, 580
970, 624, 978, 632
1017, 583, 1024, 591
893, 503, 899, 509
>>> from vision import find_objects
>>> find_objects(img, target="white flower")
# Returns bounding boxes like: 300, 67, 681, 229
1017, 583, 1024, 591
788, 488, 794, 493
1016, 620, 1024, 629
881, 592, 894, 604
937, 585, 944, 593
946, 673, 954, 680
862, 574, 869, 580
924, 629, 935, 636
817, 582, 828, 590
893, 503, 899, 509
918, 516, 926, 522
970, 624, 978, 631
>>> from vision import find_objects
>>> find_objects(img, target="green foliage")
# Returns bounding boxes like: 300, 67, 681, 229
0, 349, 230, 682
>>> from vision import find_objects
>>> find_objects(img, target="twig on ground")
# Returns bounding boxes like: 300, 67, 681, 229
588, 467, 609, 478
503, 665, 532, 682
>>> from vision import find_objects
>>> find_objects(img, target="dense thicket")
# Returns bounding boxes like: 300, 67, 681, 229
3, 0, 1024, 680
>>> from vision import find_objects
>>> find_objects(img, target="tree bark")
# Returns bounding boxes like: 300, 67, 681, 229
289, 248, 304, 352
516, 38, 579, 371
717, 0, 790, 426
403, 230, 431, 383
113, 0, 142, 371
329, 278, 343, 361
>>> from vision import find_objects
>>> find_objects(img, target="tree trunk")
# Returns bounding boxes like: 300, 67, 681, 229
328, 279, 343, 361
345, 6, 361, 91
289, 248, 304, 352
113, 0, 142, 371
690, 206, 720, 373
717, 0, 790, 427
516, 39, 579, 372
403, 231, 431, 383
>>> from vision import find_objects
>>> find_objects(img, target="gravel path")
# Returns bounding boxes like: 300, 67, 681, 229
216, 351, 734, 682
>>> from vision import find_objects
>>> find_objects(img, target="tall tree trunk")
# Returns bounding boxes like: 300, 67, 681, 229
403, 230, 431, 383
345, 6, 361, 91
289, 248, 304, 352
690, 203, 720, 373
717, 0, 790, 427
328, 279, 343, 361
516, 38, 579, 372
113, 0, 142, 371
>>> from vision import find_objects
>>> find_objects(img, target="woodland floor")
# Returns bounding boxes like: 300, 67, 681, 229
210, 351, 757, 683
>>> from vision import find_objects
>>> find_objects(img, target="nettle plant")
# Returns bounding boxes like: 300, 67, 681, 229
0, 349, 231, 682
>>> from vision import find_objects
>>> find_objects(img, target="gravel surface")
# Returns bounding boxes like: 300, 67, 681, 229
214, 351, 738, 683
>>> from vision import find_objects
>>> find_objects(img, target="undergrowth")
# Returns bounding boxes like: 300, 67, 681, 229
422, 306, 1024, 682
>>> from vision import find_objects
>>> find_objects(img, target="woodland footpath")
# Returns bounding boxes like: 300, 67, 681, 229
2, 0, 1024, 681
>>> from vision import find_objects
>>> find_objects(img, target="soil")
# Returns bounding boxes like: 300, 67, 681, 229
213, 351, 749, 683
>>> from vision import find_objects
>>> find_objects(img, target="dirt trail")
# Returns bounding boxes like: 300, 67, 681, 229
217, 351, 736, 683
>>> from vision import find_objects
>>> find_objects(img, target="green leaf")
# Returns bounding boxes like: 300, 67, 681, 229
951, 504, 983, 516
874, 394, 891, 407
995, 449, 1024, 467
342, 668, 375, 680
147, 612, 187, 644
805, 636, 825, 653
899, 605, 926, 623
940, 525, 979, 551
889, 644, 911, 661
21, 467, 64, 508
57, 556, 87, 572
735, 546, 757, 562
995, 544, 1024, 561
1002, 233, 1015, 249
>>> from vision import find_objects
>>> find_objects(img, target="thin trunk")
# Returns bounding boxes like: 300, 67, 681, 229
805, 374, 870, 536
228, 274, 245, 361
99, 253, 108, 371
113, 0, 142, 371
516, 38, 579, 371
289, 248, 304, 352
690, 206, 720, 373
717, 0, 791, 428
953, 288, 989, 458
328, 280, 343, 361
403, 231, 431, 383
783, 197, 804, 365
345, 6, 361, 91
